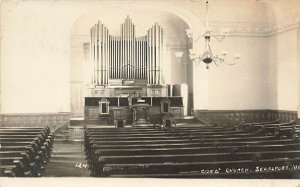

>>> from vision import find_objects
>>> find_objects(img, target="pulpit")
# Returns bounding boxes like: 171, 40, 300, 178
132, 104, 151, 126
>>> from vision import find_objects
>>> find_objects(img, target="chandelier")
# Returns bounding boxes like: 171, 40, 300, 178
175, 1, 241, 69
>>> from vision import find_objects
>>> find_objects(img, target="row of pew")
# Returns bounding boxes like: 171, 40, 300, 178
241, 120, 300, 138
0, 126, 54, 177
84, 123, 300, 178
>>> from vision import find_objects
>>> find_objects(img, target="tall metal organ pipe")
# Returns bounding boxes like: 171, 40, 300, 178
89, 16, 164, 85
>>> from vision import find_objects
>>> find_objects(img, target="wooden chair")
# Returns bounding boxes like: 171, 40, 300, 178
112, 108, 127, 128
160, 98, 176, 128
98, 98, 111, 125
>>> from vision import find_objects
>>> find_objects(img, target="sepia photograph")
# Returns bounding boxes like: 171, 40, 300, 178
0, 0, 300, 186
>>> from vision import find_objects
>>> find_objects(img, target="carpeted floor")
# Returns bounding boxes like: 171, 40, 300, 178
42, 131, 90, 177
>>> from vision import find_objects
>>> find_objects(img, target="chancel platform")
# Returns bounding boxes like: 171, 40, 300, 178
84, 96, 184, 126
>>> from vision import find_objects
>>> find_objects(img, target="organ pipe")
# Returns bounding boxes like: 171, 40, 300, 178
95, 24, 98, 85
89, 16, 164, 85
90, 28, 94, 84
147, 31, 150, 84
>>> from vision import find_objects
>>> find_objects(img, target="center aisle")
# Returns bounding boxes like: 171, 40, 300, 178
42, 130, 90, 177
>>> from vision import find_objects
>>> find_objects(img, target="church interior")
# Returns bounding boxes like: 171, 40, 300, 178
1, 0, 300, 180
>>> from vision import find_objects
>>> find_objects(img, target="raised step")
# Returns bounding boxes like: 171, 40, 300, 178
52, 151, 83, 155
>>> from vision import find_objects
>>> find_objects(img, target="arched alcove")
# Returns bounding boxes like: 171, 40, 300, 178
69, 7, 193, 117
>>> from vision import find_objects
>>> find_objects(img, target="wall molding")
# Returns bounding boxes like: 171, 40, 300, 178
189, 20, 300, 38
0, 112, 70, 130
194, 109, 298, 126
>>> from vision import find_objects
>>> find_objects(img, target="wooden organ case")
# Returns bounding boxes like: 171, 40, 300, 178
84, 16, 184, 123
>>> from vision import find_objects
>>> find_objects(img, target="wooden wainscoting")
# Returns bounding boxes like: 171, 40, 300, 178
194, 110, 298, 126
0, 112, 70, 130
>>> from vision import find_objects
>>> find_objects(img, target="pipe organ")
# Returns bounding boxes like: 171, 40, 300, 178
84, 16, 184, 121
89, 16, 164, 85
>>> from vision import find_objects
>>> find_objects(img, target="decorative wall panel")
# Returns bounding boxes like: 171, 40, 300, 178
0, 113, 70, 130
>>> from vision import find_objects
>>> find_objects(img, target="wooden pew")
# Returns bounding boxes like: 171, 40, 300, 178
88, 126, 226, 130
87, 127, 233, 133
86, 139, 296, 161
84, 135, 278, 163
278, 128, 300, 138
86, 135, 277, 146
255, 122, 294, 132
0, 126, 51, 133
0, 146, 43, 169
0, 129, 54, 157
0, 127, 52, 139
1, 137, 46, 146
0, 139, 51, 161
86, 133, 261, 142
84, 130, 251, 147
88, 142, 300, 176
0, 152, 40, 176
240, 120, 279, 129
0, 132, 54, 144
91, 140, 298, 157
0, 134, 50, 141
98, 150, 300, 165
101, 157, 300, 176
0, 136, 53, 147
86, 130, 250, 139
1, 146, 45, 172
85, 124, 300, 178
86, 137, 286, 157
0, 157, 28, 177
0, 127, 54, 141
87, 127, 231, 133
110, 169, 300, 179
0, 130, 48, 134
0, 127, 54, 177
0, 133, 54, 143
0, 165, 23, 177
85, 128, 242, 144
86, 129, 246, 136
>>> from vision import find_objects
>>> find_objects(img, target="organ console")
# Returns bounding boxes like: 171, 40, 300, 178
89, 16, 164, 86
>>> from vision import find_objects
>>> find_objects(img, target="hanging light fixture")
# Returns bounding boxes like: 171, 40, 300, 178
176, 1, 241, 69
